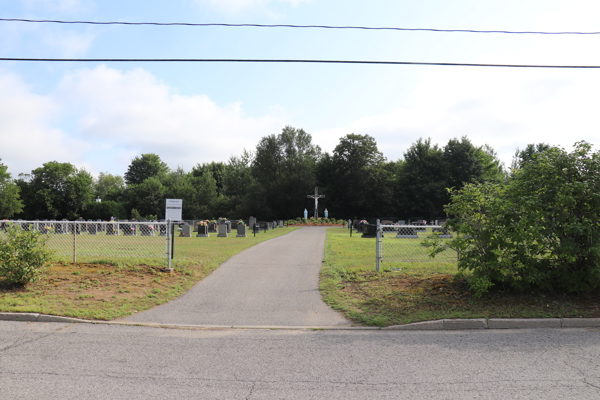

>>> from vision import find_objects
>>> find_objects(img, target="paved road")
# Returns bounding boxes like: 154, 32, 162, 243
2, 321, 600, 399
126, 227, 351, 327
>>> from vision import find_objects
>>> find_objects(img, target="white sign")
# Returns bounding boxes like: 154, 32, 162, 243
165, 199, 183, 221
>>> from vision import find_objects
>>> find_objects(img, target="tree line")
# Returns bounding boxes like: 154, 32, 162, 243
2, 126, 511, 221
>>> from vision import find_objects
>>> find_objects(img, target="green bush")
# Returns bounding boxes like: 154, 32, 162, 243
425, 142, 600, 296
0, 225, 53, 285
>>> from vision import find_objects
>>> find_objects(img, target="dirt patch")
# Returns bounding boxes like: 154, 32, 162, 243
1, 262, 185, 305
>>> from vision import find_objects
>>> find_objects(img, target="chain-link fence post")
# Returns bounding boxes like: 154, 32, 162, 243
167, 219, 173, 271
72, 221, 77, 265
376, 219, 381, 271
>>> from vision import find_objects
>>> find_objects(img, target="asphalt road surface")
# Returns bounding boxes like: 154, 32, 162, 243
126, 227, 351, 327
1, 321, 600, 399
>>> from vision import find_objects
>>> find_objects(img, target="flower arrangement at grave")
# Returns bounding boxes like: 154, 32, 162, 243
197, 220, 208, 226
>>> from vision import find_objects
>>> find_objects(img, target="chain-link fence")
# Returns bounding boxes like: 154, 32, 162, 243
375, 221, 458, 271
0, 220, 171, 267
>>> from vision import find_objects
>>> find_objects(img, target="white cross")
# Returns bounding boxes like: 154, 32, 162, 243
307, 187, 325, 218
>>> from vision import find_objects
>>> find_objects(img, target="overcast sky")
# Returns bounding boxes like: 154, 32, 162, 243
1, 0, 599, 177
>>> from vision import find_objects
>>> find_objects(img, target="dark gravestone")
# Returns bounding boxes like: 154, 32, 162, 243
396, 227, 419, 239
208, 222, 217, 233
196, 224, 209, 237
432, 227, 452, 239
140, 223, 153, 236
361, 224, 377, 238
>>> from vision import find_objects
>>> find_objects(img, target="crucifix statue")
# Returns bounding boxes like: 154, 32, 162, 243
307, 187, 325, 218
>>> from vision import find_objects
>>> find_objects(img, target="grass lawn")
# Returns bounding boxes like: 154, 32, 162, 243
321, 228, 600, 327
0, 227, 298, 320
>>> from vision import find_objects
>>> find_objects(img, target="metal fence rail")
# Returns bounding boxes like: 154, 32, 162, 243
0, 220, 171, 267
375, 221, 458, 271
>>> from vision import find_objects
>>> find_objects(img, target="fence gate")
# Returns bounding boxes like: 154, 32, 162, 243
375, 219, 458, 271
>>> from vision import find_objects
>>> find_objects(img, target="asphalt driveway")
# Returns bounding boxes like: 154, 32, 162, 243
125, 227, 351, 327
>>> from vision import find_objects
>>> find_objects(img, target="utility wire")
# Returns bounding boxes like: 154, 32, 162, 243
0, 18, 599, 35
1, 58, 599, 68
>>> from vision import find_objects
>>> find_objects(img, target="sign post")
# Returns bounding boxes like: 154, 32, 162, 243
165, 199, 182, 272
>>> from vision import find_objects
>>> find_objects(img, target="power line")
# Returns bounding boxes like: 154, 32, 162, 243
1, 58, 599, 68
1, 18, 599, 35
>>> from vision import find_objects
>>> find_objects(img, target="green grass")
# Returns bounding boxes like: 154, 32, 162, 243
321, 228, 600, 327
0, 227, 298, 320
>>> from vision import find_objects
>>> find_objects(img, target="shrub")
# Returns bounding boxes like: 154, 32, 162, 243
425, 142, 600, 296
0, 225, 53, 285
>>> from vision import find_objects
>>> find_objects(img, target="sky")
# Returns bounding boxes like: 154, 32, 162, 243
1, 0, 599, 178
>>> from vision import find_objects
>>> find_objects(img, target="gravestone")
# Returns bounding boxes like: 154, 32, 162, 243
236, 223, 247, 237
279, 220, 284, 228
432, 227, 452, 239
159, 224, 167, 236
361, 224, 377, 238
87, 220, 97, 235
196, 224, 209, 237
208, 222, 217, 233
397, 220, 406, 225
140, 223, 153, 236
179, 223, 191, 237
249, 216, 257, 230
106, 223, 116, 235
396, 227, 419, 239
217, 223, 228, 238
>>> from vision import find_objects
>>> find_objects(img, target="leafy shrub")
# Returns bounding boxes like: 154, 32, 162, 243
0, 225, 53, 285
425, 142, 600, 296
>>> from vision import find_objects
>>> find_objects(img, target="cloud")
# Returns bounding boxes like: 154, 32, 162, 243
0, 71, 90, 176
195, 0, 311, 14
314, 66, 600, 167
52, 65, 287, 175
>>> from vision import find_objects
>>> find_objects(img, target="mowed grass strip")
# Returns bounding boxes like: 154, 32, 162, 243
320, 228, 600, 327
0, 227, 298, 320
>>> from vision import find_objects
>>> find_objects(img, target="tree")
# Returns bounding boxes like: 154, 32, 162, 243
251, 126, 322, 219
511, 143, 552, 170
127, 177, 167, 219
317, 134, 387, 219
397, 138, 447, 219
0, 160, 23, 218
94, 172, 125, 201
124, 154, 169, 186
17, 162, 93, 220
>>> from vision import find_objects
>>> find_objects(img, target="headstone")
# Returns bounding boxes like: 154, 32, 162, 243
179, 223, 191, 237
196, 223, 209, 237
432, 227, 452, 239
217, 223, 228, 238
361, 224, 377, 238
397, 220, 406, 225
396, 227, 419, 239
208, 222, 217, 233
107, 223, 116, 235
226, 221, 232, 233
140, 223, 153, 236
88, 221, 97, 235
236, 223, 247, 238
279, 220, 284, 228
249, 216, 257, 230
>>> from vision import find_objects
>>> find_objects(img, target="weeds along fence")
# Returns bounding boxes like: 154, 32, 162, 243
0, 220, 172, 268
375, 221, 458, 271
